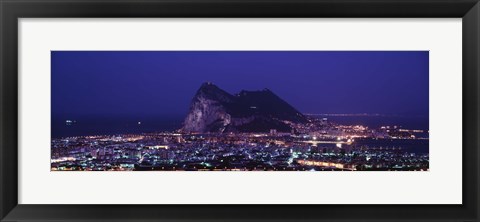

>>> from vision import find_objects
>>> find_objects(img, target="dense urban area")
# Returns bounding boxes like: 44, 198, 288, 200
51, 117, 429, 171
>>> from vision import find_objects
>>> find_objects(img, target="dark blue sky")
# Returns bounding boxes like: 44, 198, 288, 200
51, 51, 428, 119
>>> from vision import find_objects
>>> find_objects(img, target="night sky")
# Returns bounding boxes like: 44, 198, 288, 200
51, 51, 429, 119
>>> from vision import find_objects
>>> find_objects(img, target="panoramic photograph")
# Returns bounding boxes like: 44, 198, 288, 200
51, 51, 429, 171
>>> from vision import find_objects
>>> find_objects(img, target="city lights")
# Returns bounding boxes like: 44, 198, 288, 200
51, 118, 429, 171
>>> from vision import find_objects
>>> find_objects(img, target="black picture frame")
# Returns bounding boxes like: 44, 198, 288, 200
1, 0, 479, 221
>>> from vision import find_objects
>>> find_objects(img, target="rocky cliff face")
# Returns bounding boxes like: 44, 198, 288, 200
182, 82, 307, 133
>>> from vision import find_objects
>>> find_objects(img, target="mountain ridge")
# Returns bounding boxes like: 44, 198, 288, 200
181, 82, 307, 133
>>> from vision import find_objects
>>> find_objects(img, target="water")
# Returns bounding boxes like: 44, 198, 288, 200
52, 115, 429, 155
310, 115, 429, 154
314, 115, 429, 130
52, 116, 183, 138
52, 115, 429, 138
